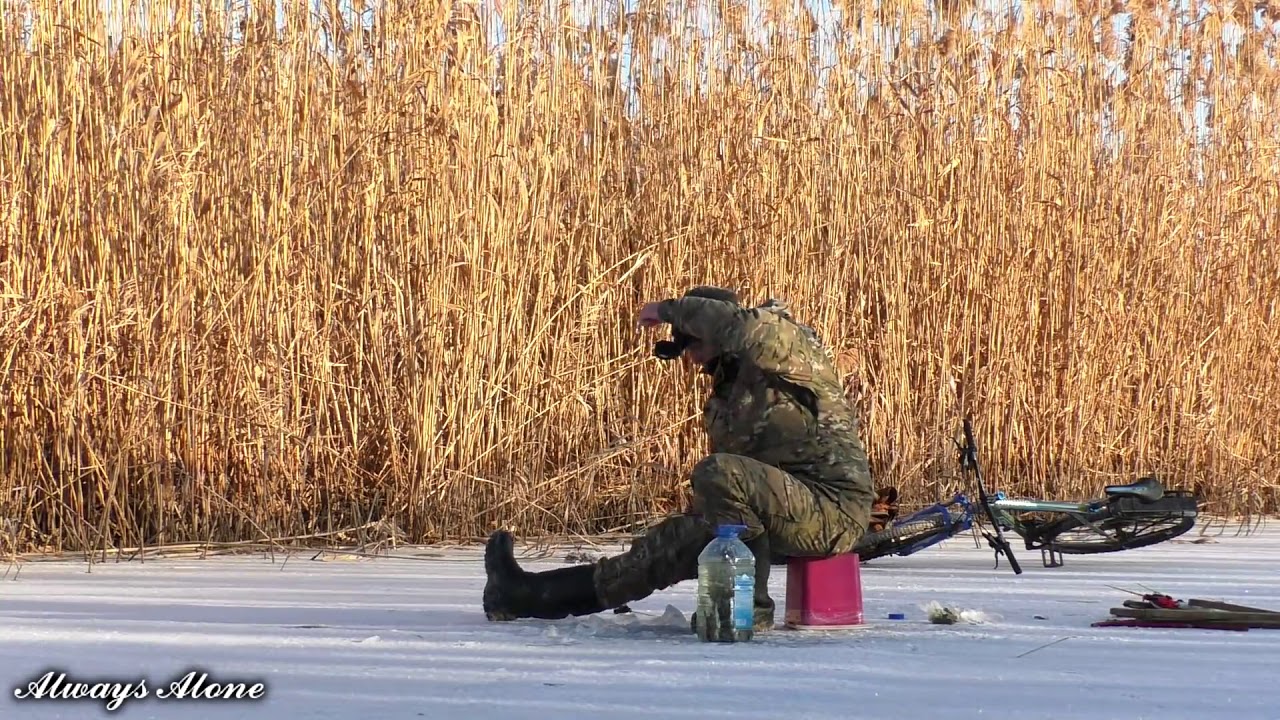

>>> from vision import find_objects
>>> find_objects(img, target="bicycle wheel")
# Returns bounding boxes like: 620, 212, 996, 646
855, 516, 954, 561
1034, 509, 1195, 554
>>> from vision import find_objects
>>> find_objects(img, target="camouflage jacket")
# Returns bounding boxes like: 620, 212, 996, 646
657, 296, 875, 527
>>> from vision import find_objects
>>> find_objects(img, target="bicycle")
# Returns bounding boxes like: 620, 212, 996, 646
853, 416, 1201, 574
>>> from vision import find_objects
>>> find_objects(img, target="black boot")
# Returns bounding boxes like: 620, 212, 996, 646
482, 530, 608, 621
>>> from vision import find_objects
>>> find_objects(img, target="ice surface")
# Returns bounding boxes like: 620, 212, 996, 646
2, 524, 1277, 719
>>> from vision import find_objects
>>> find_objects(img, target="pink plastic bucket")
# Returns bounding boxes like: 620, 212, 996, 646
784, 553, 865, 629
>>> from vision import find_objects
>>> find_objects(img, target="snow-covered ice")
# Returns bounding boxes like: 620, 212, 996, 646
2, 523, 1278, 719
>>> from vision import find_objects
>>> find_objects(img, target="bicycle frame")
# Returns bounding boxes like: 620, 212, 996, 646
958, 416, 1196, 570
862, 493, 1100, 570
855, 415, 1197, 572
988, 497, 1104, 515
982, 493, 1107, 568
877, 492, 976, 557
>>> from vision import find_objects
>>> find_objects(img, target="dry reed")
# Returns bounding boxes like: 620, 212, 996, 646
1, 0, 1277, 554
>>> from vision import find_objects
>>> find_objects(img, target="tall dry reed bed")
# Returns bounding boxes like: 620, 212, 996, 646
0, 0, 1277, 554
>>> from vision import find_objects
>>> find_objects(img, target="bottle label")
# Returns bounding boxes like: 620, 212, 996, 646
732, 572, 754, 631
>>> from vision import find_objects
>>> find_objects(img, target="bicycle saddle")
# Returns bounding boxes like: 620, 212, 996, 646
1104, 476, 1165, 503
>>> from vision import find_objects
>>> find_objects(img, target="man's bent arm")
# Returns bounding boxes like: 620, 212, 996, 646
657, 296, 826, 387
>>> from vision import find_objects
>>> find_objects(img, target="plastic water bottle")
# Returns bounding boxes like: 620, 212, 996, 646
694, 524, 756, 643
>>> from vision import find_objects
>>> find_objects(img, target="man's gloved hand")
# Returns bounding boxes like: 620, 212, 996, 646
869, 487, 899, 533
653, 339, 684, 360
640, 300, 688, 360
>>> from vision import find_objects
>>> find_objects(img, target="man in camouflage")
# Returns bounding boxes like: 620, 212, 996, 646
481, 286, 878, 631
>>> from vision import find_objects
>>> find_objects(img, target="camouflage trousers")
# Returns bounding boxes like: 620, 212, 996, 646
592, 452, 867, 611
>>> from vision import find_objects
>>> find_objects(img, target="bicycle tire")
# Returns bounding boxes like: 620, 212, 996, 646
856, 516, 953, 562
1033, 509, 1195, 555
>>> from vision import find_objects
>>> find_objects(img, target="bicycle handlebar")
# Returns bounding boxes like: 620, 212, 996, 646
960, 415, 1023, 575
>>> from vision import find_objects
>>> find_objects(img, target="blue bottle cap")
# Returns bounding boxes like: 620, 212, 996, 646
888, 612, 906, 620
716, 524, 748, 538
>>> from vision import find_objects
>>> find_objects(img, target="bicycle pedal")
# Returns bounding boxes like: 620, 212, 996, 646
1041, 546, 1064, 568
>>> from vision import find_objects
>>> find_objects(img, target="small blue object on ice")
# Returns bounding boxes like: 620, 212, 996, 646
888, 612, 906, 620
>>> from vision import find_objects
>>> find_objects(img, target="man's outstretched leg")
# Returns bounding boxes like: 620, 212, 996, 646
481, 454, 867, 627
482, 514, 714, 622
